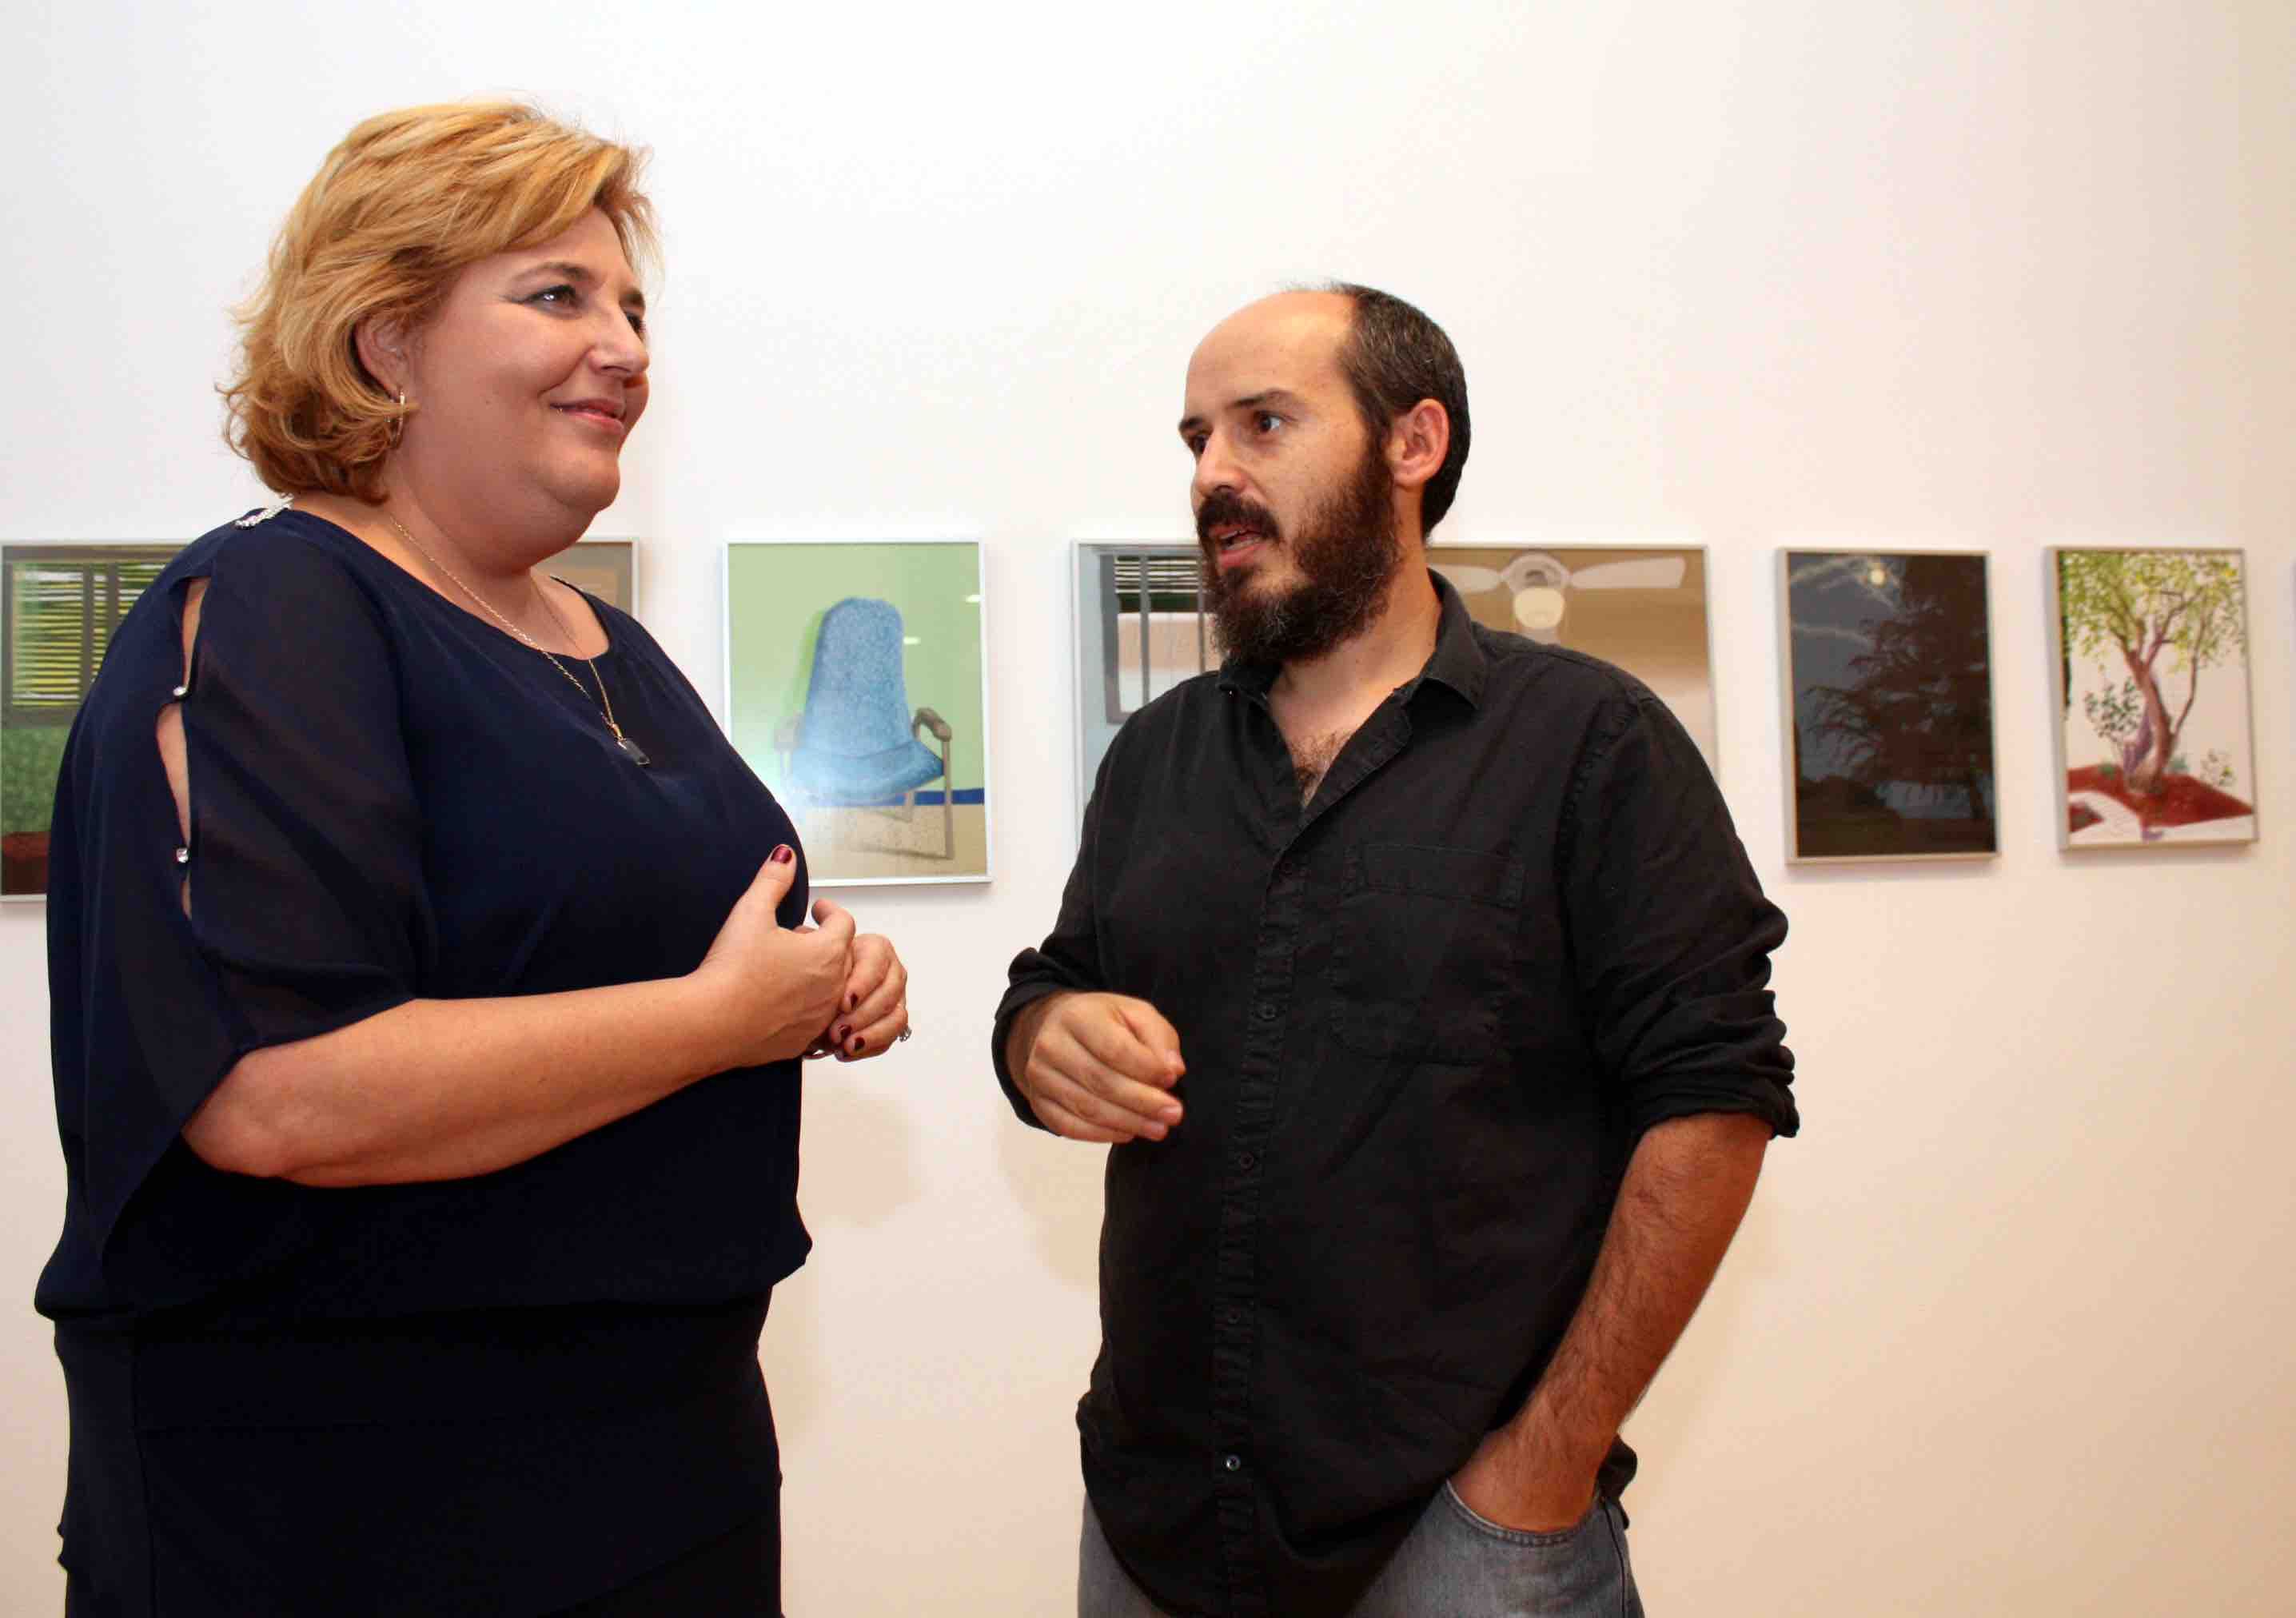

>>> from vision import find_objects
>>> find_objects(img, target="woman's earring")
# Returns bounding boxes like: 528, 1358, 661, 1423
388, 389, 408, 448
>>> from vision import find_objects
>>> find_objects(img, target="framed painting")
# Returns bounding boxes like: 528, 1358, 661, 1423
3, 542, 181, 900
1779, 549, 1999, 863
1072, 541, 1206, 820
1429, 544, 1719, 771
2045, 546, 2256, 849
723, 540, 989, 886
543, 538, 637, 616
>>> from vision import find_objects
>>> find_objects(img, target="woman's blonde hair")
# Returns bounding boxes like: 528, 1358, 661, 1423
222, 102, 655, 501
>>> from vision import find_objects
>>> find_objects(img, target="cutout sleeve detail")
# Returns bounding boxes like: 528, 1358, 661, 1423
38, 523, 426, 1312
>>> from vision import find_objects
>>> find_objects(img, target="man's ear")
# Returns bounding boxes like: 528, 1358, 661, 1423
353, 316, 412, 398
1385, 399, 1450, 496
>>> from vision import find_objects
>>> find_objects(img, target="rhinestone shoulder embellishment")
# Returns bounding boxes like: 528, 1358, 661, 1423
233, 493, 296, 528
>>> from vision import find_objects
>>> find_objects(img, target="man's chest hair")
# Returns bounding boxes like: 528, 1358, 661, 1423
1285, 726, 1356, 804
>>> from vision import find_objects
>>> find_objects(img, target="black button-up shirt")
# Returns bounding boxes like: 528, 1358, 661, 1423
994, 576, 1796, 1616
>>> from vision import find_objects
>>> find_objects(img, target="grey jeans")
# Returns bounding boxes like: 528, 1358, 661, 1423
1080, 1485, 1644, 1618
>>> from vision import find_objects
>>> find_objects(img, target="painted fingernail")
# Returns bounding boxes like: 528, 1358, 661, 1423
835, 1026, 852, 1044
770, 844, 795, 865
849, 1036, 866, 1054
845, 991, 859, 1011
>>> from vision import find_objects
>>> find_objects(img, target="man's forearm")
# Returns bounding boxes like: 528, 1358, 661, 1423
1502, 1111, 1772, 1484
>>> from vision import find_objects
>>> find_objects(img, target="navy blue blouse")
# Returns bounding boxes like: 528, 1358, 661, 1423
38, 505, 811, 1322
35, 506, 811, 1612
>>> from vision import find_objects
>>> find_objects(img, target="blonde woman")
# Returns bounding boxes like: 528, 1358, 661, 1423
36, 103, 906, 1616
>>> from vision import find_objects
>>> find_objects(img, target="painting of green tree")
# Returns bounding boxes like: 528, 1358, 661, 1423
2051, 548, 2254, 848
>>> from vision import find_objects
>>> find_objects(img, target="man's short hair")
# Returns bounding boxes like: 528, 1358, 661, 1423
1325, 283, 1471, 536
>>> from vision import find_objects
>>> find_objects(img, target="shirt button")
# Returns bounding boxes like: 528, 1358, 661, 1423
1222, 1454, 1243, 1473
1254, 1002, 1278, 1022
1236, 1151, 1256, 1171
1222, 1308, 1242, 1326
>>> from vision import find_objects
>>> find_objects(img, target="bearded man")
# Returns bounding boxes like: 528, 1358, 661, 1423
994, 285, 1798, 1618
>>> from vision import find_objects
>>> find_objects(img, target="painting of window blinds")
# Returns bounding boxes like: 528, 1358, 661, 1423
2, 543, 181, 899
1073, 544, 1212, 823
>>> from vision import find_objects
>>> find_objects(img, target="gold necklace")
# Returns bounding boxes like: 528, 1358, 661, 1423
385, 515, 650, 767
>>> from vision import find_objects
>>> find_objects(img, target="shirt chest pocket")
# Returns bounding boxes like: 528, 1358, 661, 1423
1328, 843, 1527, 1066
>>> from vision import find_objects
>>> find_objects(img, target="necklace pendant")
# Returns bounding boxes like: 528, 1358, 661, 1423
616, 734, 651, 767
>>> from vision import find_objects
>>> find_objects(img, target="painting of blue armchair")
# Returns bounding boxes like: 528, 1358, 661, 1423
775, 596, 955, 859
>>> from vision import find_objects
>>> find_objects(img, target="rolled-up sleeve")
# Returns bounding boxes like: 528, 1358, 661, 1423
1559, 689, 1798, 1141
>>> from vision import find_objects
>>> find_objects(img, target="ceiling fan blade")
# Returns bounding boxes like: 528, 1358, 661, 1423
1429, 562, 1507, 592
1568, 557, 1687, 591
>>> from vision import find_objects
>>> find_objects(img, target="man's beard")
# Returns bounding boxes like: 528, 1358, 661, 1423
1198, 446, 1403, 667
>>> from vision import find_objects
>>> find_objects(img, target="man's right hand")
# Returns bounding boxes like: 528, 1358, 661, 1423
1007, 992, 1186, 1143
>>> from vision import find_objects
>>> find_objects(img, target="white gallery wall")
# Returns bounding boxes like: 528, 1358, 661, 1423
3, 2, 2291, 1612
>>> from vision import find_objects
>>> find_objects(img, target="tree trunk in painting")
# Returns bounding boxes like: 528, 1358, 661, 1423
2118, 647, 2174, 793
2115, 644, 2206, 797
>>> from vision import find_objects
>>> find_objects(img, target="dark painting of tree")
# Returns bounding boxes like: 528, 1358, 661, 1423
1783, 551, 1998, 861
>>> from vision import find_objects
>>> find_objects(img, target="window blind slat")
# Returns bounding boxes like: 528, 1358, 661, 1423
5, 558, 165, 709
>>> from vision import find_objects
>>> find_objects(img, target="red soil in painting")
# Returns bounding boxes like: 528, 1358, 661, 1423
2067, 766, 2252, 830
2067, 802, 2103, 835
1, 831, 47, 896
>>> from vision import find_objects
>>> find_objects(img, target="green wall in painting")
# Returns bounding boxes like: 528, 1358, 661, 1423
725, 543, 985, 796
2, 727, 69, 837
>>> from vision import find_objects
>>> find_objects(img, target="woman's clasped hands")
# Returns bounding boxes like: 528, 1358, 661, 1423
692, 844, 911, 1069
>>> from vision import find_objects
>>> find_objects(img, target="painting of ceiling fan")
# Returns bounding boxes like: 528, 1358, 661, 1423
1429, 548, 1690, 642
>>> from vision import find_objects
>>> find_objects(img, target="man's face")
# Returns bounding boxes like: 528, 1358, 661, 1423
1178, 293, 1405, 664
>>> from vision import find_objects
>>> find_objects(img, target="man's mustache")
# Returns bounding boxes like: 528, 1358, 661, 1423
1195, 492, 1281, 547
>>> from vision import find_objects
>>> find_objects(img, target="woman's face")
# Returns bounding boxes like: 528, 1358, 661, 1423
391, 207, 650, 530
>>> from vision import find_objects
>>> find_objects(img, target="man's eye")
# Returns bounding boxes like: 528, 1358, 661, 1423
1254, 412, 1282, 434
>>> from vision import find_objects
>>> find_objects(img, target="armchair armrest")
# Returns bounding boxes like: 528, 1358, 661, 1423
773, 713, 803, 785
911, 707, 956, 858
